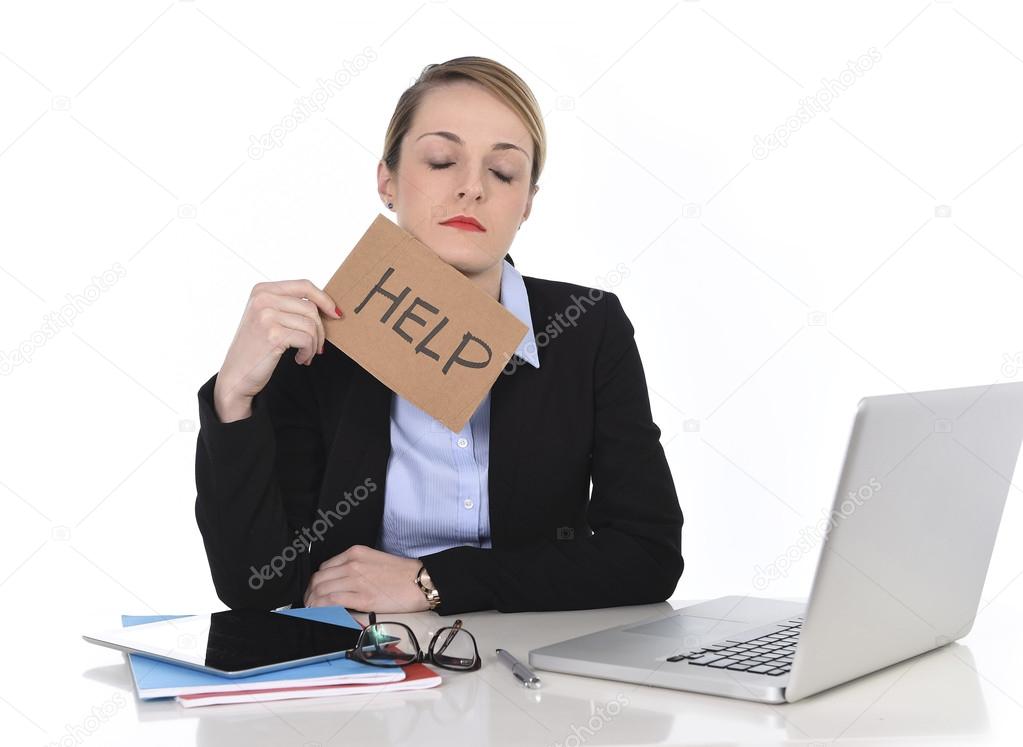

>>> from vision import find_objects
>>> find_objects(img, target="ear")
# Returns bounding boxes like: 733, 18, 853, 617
521, 183, 539, 224
377, 160, 395, 208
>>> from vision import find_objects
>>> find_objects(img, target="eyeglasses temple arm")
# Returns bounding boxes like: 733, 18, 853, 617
434, 619, 463, 656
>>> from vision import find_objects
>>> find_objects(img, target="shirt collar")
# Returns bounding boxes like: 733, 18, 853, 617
499, 258, 540, 369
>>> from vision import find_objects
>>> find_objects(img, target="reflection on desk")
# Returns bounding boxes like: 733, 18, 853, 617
74, 599, 1016, 747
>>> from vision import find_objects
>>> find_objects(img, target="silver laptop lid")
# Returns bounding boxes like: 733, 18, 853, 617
786, 382, 1023, 702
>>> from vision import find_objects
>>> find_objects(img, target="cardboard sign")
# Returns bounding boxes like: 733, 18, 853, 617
322, 214, 528, 432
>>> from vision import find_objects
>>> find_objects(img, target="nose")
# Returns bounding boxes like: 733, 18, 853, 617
457, 170, 485, 202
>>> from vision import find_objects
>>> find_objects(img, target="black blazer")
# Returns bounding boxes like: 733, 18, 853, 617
194, 274, 684, 615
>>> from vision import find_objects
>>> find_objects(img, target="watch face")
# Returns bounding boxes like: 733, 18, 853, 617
417, 567, 436, 598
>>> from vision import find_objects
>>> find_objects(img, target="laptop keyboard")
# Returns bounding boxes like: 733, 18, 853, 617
665, 617, 803, 676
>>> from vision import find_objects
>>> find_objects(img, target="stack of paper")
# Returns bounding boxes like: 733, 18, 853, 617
121, 606, 440, 707
176, 661, 441, 708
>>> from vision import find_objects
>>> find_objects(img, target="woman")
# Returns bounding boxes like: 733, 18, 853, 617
195, 56, 683, 615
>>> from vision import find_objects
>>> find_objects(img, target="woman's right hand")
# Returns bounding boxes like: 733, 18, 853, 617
213, 280, 343, 422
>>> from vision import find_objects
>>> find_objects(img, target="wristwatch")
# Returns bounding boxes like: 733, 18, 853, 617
415, 565, 441, 610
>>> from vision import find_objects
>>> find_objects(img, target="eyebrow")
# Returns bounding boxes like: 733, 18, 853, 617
415, 130, 528, 158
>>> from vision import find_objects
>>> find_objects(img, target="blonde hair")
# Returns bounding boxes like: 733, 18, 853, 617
381, 56, 546, 190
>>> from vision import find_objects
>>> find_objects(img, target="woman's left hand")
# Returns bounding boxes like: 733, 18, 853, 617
303, 544, 430, 612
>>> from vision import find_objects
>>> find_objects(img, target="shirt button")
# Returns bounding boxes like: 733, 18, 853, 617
457, 437, 469, 448
464, 498, 474, 509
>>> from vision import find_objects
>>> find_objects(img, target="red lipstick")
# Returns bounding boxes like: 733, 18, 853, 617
440, 215, 486, 232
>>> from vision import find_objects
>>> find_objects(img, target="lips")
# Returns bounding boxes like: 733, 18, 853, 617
440, 215, 486, 232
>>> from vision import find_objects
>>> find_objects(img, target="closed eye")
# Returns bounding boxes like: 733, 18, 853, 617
428, 162, 513, 184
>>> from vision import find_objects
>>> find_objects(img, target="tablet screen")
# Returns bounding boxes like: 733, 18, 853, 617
84, 610, 364, 675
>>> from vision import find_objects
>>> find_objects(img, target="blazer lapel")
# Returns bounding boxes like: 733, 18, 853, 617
487, 283, 545, 549
317, 362, 393, 561
323, 282, 546, 555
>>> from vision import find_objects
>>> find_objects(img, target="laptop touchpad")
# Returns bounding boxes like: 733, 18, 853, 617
623, 615, 752, 640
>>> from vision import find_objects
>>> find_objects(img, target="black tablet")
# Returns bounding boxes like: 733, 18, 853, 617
83, 610, 364, 677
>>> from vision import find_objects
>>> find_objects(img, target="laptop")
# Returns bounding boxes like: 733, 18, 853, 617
530, 381, 1023, 703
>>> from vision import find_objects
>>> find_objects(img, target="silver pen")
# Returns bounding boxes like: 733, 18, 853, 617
495, 648, 542, 689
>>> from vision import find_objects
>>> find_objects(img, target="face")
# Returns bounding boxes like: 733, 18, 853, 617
378, 81, 538, 278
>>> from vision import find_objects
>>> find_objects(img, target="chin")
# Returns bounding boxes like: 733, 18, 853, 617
431, 243, 499, 274
441, 257, 487, 276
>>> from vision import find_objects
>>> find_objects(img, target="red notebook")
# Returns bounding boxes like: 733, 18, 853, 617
175, 662, 441, 708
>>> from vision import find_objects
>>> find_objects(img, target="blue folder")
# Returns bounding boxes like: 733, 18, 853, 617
121, 606, 393, 699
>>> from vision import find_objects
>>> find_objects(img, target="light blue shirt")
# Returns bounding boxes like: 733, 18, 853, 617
376, 259, 540, 559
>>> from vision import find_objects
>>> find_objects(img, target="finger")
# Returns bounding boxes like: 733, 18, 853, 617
276, 279, 342, 320
310, 577, 362, 599
272, 308, 319, 357
310, 590, 363, 609
269, 294, 325, 355
265, 311, 317, 364
308, 582, 363, 609
308, 564, 347, 589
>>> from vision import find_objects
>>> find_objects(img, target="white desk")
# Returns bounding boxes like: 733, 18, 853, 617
56, 598, 1023, 745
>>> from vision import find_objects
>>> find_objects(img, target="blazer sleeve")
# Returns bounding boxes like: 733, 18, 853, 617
419, 291, 684, 614
194, 351, 323, 610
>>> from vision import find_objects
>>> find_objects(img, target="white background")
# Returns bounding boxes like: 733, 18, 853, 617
2, 1, 1023, 740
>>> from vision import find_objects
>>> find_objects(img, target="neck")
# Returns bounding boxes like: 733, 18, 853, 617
460, 259, 503, 302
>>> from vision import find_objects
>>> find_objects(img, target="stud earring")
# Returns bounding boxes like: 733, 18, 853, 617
386, 201, 393, 209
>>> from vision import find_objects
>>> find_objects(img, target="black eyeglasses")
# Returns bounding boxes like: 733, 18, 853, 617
346, 612, 481, 672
